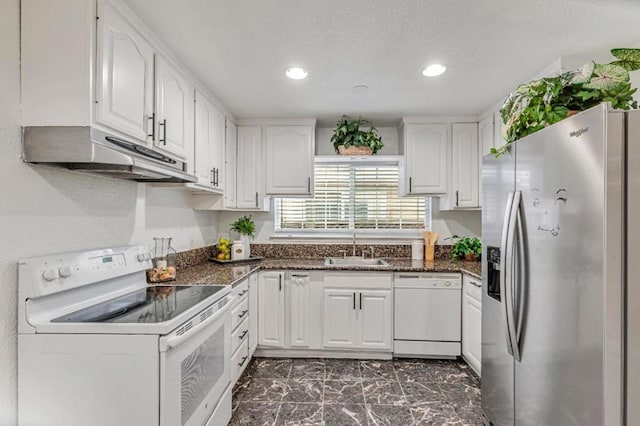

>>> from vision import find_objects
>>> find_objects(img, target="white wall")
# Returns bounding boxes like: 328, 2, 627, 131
0, 3, 218, 423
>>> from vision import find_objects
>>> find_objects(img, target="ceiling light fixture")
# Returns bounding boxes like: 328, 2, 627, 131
422, 64, 447, 77
285, 67, 308, 80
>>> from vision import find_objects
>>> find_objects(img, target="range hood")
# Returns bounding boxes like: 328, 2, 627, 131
23, 126, 197, 183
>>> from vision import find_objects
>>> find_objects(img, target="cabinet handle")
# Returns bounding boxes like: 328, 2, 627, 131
238, 356, 248, 367
238, 310, 248, 319
409, 177, 412, 193
353, 292, 356, 310
147, 113, 155, 140
239, 330, 248, 340
456, 190, 459, 207
359, 292, 362, 310
239, 289, 249, 296
291, 274, 308, 278
307, 177, 311, 193
159, 119, 167, 145
210, 169, 215, 185
279, 275, 282, 291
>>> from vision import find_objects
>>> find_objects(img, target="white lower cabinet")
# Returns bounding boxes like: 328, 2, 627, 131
248, 272, 258, 355
322, 289, 359, 348
322, 273, 393, 351
258, 271, 285, 347
462, 274, 482, 375
288, 273, 312, 348
358, 290, 393, 350
230, 278, 250, 384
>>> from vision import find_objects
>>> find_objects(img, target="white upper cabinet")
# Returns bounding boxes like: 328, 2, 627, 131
264, 125, 315, 196
194, 91, 224, 190
478, 115, 495, 207
96, 1, 154, 144
154, 55, 193, 159
403, 122, 449, 195
224, 119, 238, 208
451, 123, 479, 208
236, 126, 267, 210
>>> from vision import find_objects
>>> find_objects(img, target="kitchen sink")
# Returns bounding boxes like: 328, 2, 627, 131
324, 257, 390, 267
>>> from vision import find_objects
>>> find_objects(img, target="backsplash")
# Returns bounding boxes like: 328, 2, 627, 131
250, 243, 453, 260
174, 245, 217, 269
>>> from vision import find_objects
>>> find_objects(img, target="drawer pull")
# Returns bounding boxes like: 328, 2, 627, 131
238, 356, 248, 367
238, 310, 248, 319
239, 330, 248, 340
238, 289, 248, 296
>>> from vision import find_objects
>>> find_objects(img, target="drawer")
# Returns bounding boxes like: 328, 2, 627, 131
232, 279, 249, 300
231, 339, 249, 382
231, 317, 249, 354
231, 297, 249, 330
463, 277, 482, 303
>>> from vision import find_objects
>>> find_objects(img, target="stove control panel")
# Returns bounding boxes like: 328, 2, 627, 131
19, 245, 154, 298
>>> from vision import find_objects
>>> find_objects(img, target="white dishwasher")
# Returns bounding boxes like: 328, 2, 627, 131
394, 273, 461, 357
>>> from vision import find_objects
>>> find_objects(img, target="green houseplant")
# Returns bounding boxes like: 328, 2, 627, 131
230, 215, 256, 258
331, 116, 384, 155
493, 48, 640, 157
448, 235, 482, 261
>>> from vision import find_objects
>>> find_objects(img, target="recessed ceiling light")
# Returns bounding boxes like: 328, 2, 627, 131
422, 64, 447, 77
285, 67, 308, 80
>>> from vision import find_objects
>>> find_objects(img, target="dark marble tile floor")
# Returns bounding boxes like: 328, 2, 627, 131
230, 358, 482, 426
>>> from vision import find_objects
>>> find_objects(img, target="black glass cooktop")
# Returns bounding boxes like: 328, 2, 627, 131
52, 285, 227, 324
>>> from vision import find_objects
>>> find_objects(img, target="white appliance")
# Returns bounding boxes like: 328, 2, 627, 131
393, 273, 461, 357
18, 245, 233, 426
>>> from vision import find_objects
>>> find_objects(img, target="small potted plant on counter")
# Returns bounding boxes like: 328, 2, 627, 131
331, 115, 384, 155
230, 215, 256, 257
449, 235, 482, 261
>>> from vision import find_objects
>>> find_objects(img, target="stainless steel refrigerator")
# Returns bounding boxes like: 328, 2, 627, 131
481, 103, 640, 425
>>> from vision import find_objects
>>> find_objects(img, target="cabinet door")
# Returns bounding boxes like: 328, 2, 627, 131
236, 126, 264, 209
478, 115, 495, 208
405, 123, 449, 194
288, 273, 311, 348
462, 279, 482, 375
358, 290, 393, 350
451, 123, 479, 208
225, 119, 237, 208
194, 91, 213, 186
155, 56, 193, 159
322, 289, 358, 349
96, 1, 154, 143
248, 273, 258, 354
264, 126, 314, 195
258, 272, 284, 347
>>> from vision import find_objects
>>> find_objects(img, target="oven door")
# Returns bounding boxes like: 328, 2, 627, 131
159, 294, 232, 426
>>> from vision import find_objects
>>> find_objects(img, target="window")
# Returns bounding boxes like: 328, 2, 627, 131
275, 162, 430, 234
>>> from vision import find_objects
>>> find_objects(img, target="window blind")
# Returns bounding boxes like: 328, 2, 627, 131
275, 163, 429, 232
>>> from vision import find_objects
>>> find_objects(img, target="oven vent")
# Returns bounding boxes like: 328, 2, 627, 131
176, 321, 194, 336
200, 307, 213, 322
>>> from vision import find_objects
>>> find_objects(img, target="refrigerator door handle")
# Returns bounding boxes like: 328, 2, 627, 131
504, 191, 522, 361
500, 191, 516, 357
513, 195, 526, 363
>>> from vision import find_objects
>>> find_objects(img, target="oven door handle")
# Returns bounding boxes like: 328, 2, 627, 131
163, 295, 231, 350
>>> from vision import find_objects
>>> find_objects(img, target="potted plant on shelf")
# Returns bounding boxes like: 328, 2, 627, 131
331, 115, 384, 155
230, 215, 256, 257
448, 235, 482, 261
493, 48, 640, 157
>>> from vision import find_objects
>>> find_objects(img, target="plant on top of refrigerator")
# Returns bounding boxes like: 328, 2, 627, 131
493, 48, 640, 157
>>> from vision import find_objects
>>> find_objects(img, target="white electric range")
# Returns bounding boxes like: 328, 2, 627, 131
18, 245, 233, 426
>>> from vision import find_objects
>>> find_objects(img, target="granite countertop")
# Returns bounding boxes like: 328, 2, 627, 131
171, 257, 481, 287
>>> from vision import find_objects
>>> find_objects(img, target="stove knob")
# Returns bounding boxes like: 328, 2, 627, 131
58, 265, 73, 278
137, 254, 146, 262
43, 268, 59, 281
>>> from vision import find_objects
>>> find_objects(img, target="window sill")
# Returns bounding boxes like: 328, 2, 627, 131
271, 231, 424, 243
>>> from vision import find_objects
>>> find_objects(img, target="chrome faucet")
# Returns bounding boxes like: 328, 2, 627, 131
352, 232, 357, 257
369, 246, 375, 259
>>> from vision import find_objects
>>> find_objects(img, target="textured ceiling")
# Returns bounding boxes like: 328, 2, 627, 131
124, 0, 640, 124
